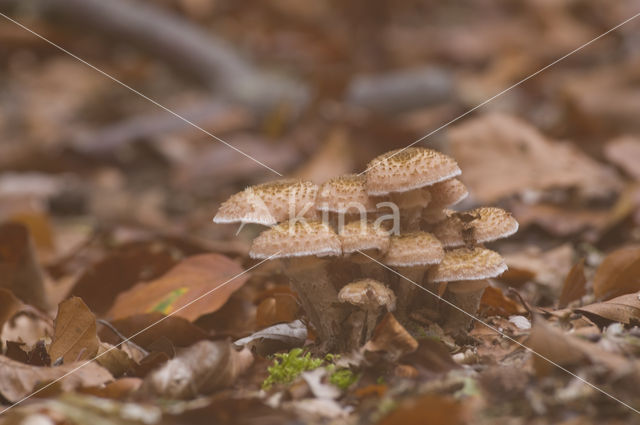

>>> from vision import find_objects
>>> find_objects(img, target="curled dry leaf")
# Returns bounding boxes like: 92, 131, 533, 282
480, 286, 525, 317
95, 342, 135, 378
363, 313, 418, 362
558, 259, 587, 308
0, 222, 49, 310
593, 246, 640, 301
107, 254, 249, 322
575, 293, 640, 327
378, 394, 467, 425
234, 319, 307, 356
49, 297, 99, 364
140, 340, 253, 399
0, 355, 113, 402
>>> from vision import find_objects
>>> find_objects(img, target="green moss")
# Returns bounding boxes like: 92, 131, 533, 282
262, 348, 324, 390
329, 368, 359, 390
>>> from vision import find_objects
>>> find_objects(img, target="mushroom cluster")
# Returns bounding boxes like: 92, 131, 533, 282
214, 147, 518, 351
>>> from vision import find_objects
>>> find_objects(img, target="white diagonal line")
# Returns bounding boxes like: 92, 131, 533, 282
357, 250, 640, 415
358, 10, 640, 176
0, 12, 283, 177
0, 253, 279, 415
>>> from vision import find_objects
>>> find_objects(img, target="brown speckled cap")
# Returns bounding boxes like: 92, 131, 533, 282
427, 247, 507, 282
384, 232, 444, 267
250, 220, 341, 259
339, 220, 390, 254
365, 147, 461, 196
426, 178, 468, 209
338, 279, 396, 310
214, 179, 318, 226
433, 207, 519, 248
316, 174, 377, 214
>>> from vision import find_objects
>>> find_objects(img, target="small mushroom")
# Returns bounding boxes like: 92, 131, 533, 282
249, 220, 346, 350
384, 232, 444, 322
422, 178, 469, 224
214, 179, 318, 226
339, 220, 390, 281
433, 207, 519, 248
338, 279, 396, 350
316, 174, 378, 227
365, 147, 461, 231
427, 247, 507, 330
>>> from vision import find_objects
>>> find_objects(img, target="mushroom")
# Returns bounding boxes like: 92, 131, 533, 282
384, 232, 444, 321
214, 179, 318, 226
433, 207, 519, 248
422, 178, 469, 225
365, 147, 461, 231
249, 220, 346, 350
427, 247, 507, 330
339, 219, 390, 281
316, 174, 378, 228
338, 279, 396, 350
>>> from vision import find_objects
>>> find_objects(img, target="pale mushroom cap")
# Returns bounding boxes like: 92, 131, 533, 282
250, 220, 341, 259
425, 178, 468, 209
365, 147, 461, 195
384, 232, 444, 267
339, 220, 390, 254
433, 207, 519, 248
427, 247, 507, 282
214, 179, 318, 225
338, 279, 396, 310
316, 174, 377, 213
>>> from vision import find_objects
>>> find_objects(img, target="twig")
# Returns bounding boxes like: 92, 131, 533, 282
97, 318, 150, 357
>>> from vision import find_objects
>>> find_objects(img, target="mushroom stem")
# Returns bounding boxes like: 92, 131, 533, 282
441, 279, 489, 330
343, 309, 367, 351
283, 257, 346, 350
394, 266, 425, 323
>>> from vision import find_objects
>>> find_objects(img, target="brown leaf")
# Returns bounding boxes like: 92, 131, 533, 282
0, 222, 49, 310
98, 313, 209, 350
94, 343, 135, 378
575, 293, 640, 327
593, 246, 640, 301
604, 135, 640, 181
378, 394, 467, 425
0, 288, 21, 330
480, 286, 525, 317
256, 294, 300, 329
107, 254, 249, 322
0, 355, 112, 402
558, 259, 587, 308
140, 340, 253, 399
363, 313, 418, 362
402, 338, 460, 374
79, 377, 143, 400
49, 297, 99, 364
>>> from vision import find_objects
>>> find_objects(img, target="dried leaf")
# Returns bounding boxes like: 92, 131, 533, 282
558, 259, 587, 308
575, 293, 640, 327
363, 313, 418, 361
234, 319, 307, 356
0, 355, 112, 402
480, 286, 525, 317
378, 394, 467, 425
593, 246, 640, 301
256, 294, 299, 329
94, 343, 135, 378
140, 340, 253, 399
604, 136, 640, 181
0, 222, 49, 310
49, 297, 99, 364
0, 288, 21, 330
107, 254, 249, 322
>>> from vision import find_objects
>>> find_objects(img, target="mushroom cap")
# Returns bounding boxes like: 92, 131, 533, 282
433, 207, 519, 248
390, 188, 432, 209
384, 232, 444, 267
316, 174, 377, 213
339, 220, 390, 254
427, 247, 507, 282
426, 178, 468, 210
338, 279, 396, 310
249, 220, 341, 259
214, 179, 318, 226
365, 147, 461, 195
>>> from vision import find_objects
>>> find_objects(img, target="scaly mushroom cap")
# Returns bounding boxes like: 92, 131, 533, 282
214, 179, 318, 226
338, 279, 396, 310
433, 207, 519, 248
339, 220, 390, 254
427, 247, 507, 282
365, 147, 461, 195
426, 178, 468, 209
250, 220, 341, 259
316, 174, 377, 214
384, 232, 444, 267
